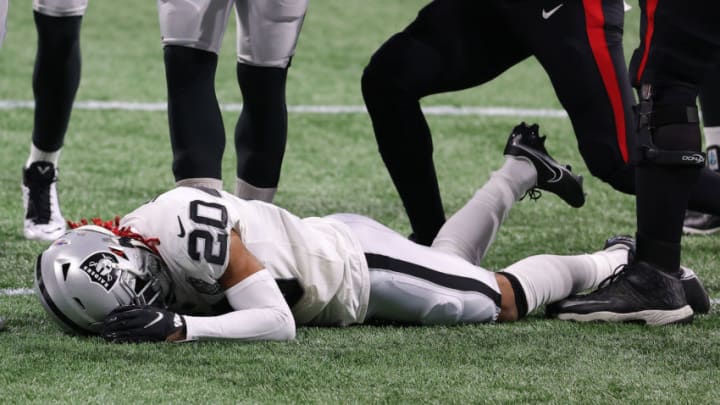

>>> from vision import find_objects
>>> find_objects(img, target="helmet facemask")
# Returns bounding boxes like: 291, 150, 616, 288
35, 225, 172, 335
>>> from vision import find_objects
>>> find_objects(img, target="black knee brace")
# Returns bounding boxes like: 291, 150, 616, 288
634, 84, 705, 167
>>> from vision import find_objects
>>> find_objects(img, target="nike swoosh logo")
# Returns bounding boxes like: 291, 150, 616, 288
542, 3, 563, 19
176, 216, 186, 238
37, 165, 52, 175
144, 312, 164, 329
560, 300, 612, 308
513, 142, 564, 183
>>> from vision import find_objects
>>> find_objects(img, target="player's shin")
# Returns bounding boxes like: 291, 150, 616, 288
431, 157, 535, 264
500, 248, 627, 316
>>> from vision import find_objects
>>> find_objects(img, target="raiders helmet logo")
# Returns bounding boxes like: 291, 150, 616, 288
80, 252, 120, 291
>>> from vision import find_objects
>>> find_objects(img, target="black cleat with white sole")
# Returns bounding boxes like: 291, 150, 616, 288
683, 210, 720, 235
547, 260, 693, 326
602, 235, 710, 314
503, 122, 585, 208
22, 162, 66, 241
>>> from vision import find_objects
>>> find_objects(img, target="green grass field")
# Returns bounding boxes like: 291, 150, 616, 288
2, 1, 720, 403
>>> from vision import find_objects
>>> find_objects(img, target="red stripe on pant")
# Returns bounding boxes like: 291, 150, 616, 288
636, 0, 659, 83
583, 0, 629, 162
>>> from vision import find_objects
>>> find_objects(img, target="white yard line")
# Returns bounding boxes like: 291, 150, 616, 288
0, 99, 569, 117
0, 288, 34, 296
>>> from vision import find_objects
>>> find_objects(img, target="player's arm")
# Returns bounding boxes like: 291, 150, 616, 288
102, 231, 295, 343
176, 231, 296, 342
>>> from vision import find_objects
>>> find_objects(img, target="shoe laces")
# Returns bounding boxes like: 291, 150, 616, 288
520, 188, 542, 202
597, 264, 629, 289
26, 178, 54, 223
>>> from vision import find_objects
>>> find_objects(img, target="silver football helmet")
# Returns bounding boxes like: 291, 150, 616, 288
35, 225, 172, 335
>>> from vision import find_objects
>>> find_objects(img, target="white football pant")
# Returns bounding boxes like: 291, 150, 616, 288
157, 0, 308, 68
33, 0, 88, 17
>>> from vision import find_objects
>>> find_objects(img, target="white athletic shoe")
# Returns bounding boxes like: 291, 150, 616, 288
22, 162, 66, 241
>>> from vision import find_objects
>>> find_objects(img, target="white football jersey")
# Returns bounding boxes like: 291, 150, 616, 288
120, 187, 370, 326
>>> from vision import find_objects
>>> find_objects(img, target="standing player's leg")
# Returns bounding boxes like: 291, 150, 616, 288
22, 0, 86, 241
232, 0, 307, 202
684, 70, 720, 234
511, 0, 720, 222
552, 0, 720, 325
158, 0, 234, 191
361, 0, 529, 246
630, 1, 720, 220
522, 0, 637, 194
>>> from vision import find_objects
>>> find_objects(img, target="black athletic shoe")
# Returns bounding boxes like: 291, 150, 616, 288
547, 260, 693, 325
679, 267, 711, 314
503, 122, 585, 208
683, 210, 720, 235
22, 162, 66, 241
602, 235, 710, 314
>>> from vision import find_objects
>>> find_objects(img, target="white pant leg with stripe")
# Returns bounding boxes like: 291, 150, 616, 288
329, 214, 501, 325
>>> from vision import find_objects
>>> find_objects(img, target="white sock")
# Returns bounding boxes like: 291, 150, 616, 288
235, 178, 276, 202
502, 245, 629, 315
431, 156, 536, 265
26, 144, 61, 168
705, 127, 720, 171
176, 177, 223, 190
704, 126, 720, 148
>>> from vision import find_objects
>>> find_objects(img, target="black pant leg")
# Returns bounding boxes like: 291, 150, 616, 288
699, 66, 720, 127
361, 0, 529, 245
630, 0, 720, 271
523, 0, 636, 193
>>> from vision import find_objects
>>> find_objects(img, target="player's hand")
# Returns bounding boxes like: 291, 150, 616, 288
101, 305, 186, 343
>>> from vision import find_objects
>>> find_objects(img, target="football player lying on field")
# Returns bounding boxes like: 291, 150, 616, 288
34, 126, 710, 342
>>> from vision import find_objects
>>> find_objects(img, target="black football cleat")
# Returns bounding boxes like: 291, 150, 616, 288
679, 266, 711, 314
602, 235, 710, 314
547, 260, 693, 326
683, 210, 720, 235
503, 122, 585, 208
22, 162, 66, 241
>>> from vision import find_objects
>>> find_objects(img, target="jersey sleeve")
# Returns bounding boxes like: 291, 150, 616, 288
183, 269, 296, 341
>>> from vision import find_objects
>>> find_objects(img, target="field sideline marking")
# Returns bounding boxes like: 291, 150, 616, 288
0, 100, 570, 118
2, 288, 719, 307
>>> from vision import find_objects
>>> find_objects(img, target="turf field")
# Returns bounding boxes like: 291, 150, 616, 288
2, 1, 720, 403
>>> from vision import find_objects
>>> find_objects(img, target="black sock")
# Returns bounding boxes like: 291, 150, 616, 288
32, 12, 82, 152
164, 46, 225, 181
498, 272, 529, 319
234, 63, 289, 188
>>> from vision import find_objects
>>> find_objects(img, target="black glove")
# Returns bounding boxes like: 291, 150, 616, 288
101, 305, 186, 343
